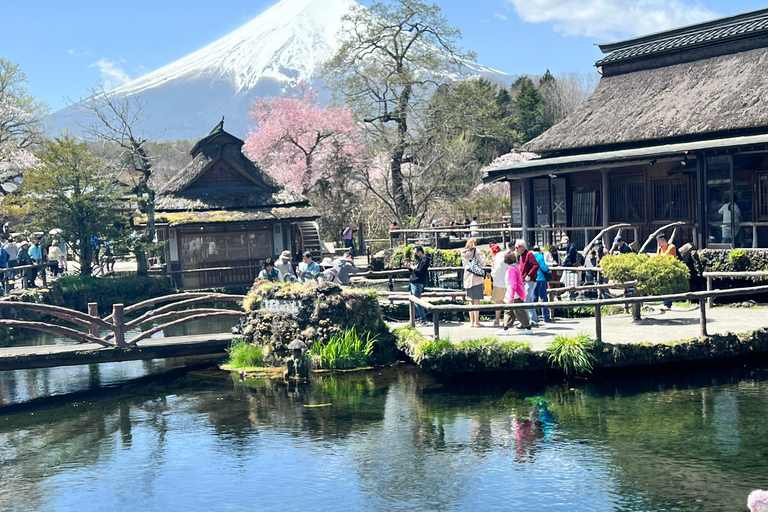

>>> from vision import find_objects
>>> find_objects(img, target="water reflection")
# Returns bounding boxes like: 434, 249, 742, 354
0, 366, 767, 511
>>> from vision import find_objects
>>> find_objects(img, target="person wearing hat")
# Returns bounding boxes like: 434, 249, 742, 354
613, 235, 633, 255
18, 241, 34, 288
561, 235, 578, 267
655, 233, 678, 310
276, 250, 295, 278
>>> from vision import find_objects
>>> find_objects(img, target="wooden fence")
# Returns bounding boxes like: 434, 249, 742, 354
408, 284, 768, 342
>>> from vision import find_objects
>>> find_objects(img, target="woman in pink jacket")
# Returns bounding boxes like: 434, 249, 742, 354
498, 250, 532, 336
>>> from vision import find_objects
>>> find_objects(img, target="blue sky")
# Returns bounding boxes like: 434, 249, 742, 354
2, 0, 765, 111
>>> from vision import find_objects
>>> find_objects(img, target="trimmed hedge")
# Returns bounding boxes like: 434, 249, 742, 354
699, 248, 768, 274
53, 274, 176, 314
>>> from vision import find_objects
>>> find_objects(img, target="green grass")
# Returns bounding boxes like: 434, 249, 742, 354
545, 333, 598, 376
310, 327, 376, 370
226, 339, 264, 368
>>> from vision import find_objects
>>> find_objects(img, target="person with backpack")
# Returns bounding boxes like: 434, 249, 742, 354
532, 246, 551, 323
461, 237, 487, 328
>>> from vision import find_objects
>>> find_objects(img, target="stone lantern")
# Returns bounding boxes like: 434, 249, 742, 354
284, 339, 309, 379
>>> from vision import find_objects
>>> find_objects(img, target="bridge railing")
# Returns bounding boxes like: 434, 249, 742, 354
0, 292, 246, 349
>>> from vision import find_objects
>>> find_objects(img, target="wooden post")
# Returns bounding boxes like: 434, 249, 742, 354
112, 303, 126, 348
21, 274, 27, 290
601, 169, 610, 246
409, 300, 416, 327
433, 311, 440, 339
753, 224, 758, 249
699, 301, 708, 337
594, 304, 602, 343
706, 276, 713, 309
41, 265, 47, 287
521, 178, 530, 245
88, 302, 100, 337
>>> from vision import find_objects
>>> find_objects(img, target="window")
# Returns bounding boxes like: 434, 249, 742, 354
181, 230, 272, 266
609, 175, 645, 222
759, 173, 768, 220
652, 176, 690, 221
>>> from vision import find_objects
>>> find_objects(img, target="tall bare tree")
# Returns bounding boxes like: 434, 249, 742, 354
324, 0, 474, 222
73, 83, 157, 275
539, 70, 599, 126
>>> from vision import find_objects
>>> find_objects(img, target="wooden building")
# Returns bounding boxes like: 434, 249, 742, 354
484, 8, 768, 251
155, 121, 320, 289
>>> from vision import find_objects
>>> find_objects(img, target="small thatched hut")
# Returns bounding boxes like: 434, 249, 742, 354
484, 7, 768, 251
155, 121, 320, 289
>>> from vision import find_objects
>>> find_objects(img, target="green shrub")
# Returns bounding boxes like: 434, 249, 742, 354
634, 256, 690, 295
226, 339, 264, 368
600, 253, 690, 295
387, 245, 463, 269
310, 327, 376, 370
728, 248, 749, 271
600, 253, 648, 284
545, 333, 598, 376
54, 274, 176, 313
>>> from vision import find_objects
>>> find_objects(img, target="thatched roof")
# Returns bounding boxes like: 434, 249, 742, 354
152, 206, 320, 226
524, 46, 768, 155
156, 121, 310, 213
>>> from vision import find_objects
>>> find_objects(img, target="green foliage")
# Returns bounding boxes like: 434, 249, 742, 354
387, 245, 462, 269
4, 136, 125, 275
728, 248, 749, 271
226, 339, 264, 369
634, 256, 690, 296
545, 333, 598, 376
310, 327, 376, 370
54, 274, 175, 313
513, 76, 551, 142
600, 253, 649, 284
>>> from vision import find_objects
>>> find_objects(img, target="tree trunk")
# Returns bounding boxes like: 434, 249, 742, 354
134, 143, 155, 277
79, 234, 92, 276
391, 87, 412, 220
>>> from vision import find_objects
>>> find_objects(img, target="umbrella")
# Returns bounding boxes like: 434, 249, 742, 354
49, 228, 63, 235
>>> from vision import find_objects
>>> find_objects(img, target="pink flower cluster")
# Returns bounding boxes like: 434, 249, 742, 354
243, 88, 364, 193
481, 151, 540, 172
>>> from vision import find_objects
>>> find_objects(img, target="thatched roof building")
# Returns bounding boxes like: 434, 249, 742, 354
156, 121, 320, 289
484, 7, 768, 251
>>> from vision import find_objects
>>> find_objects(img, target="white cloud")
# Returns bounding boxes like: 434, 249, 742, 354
67, 48, 90, 57
493, 11, 508, 21
505, 0, 718, 39
90, 58, 131, 89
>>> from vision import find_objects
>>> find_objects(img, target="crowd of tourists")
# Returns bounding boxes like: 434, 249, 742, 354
258, 250, 359, 285
0, 234, 68, 292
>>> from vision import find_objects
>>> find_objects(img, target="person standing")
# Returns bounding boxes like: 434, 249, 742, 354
3, 237, 19, 280
276, 250, 295, 279
0, 243, 8, 293
48, 242, 63, 277
342, 222, 357, 256
470, 216, 479, 238
406, 245, 430, 325
461, 237, 487, 328
490, 243, 509, 327
656, 233, 678, 310
532, 246, 551, 323
497, 250, 532, 336
29, 238, 44, 284
18, 241, 34, 288
514, 239, 540, 327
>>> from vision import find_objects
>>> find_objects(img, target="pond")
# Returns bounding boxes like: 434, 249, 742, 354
1, 360, 766, 511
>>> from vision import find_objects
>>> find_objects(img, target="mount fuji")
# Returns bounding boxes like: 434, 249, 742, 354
52, 0, 516, 140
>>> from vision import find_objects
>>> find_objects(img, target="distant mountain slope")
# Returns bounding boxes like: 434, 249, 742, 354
51, 0, 516, 140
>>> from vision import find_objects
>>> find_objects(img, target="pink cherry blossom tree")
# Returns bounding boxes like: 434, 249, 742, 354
243, 88, 364, 195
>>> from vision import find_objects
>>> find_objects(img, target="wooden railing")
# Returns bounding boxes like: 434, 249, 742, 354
407, 284, 768, 342
703, 271, 768, 308
0, 292, 245, 348
1, 262, 58, 294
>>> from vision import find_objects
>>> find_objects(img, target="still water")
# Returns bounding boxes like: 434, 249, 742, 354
1, 360, 767, 512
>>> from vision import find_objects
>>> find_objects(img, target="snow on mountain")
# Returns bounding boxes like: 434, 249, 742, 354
51, 0, 516, 140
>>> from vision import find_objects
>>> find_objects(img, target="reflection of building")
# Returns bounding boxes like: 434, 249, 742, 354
485, 8, 768, 250
155, 121, 320, 289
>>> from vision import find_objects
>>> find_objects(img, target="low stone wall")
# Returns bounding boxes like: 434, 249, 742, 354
242, 281, 395, 364
395, 325, 768, 376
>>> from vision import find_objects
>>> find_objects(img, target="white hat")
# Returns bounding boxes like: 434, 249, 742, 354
320, 257, 334, 268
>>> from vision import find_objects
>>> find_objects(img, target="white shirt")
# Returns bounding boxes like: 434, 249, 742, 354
490, 252, 509, 283
4, 242, 19, 260
470, 220, 479, 237
718, 202, 741, 225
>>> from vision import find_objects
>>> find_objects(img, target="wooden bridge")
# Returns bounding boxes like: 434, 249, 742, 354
0, 292, 245, 371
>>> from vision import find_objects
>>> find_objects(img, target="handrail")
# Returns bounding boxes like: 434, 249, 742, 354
122, 294, 244, 331
166, 265, 261, 275
408, 283, 768, 341
126, 311, 244, 346
0, 320, 113, 347
0, 302, 111, 329
703, 270, 768, 308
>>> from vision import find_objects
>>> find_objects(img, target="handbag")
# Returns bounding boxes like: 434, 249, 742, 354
466, 249, 485, 277
483, 274, 493, 296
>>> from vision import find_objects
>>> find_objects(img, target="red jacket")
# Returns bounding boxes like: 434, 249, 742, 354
519, 249, 540, 281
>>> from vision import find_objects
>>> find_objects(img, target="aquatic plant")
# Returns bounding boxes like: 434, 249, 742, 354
310, 327, 376, 370
226, 339, 264, 368
545, 333, 597, 377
